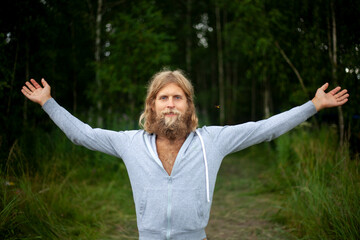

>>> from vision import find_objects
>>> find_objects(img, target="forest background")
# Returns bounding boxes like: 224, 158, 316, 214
1, 0, 360, 239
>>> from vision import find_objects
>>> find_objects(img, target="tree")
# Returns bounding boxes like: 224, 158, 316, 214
92, 0, 176, 127
215, 3, 225, 124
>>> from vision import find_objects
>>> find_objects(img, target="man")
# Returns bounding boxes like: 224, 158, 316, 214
21, 70, 349, 240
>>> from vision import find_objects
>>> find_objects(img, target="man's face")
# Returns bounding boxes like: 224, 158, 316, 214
154, 83, 188, 125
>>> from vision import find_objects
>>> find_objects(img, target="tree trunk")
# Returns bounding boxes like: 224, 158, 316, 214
211, 35, 217, 109
23, 38, 29, 125
71, 21, 77, 114
186, 0, 192, 73
95, 0, 103, 127
328, 0, 344, 146
225, 61, 231, 121
232, 61, 238, 122
223, 10, 232, 122
7, 41, 19, 117
215, 4, 225, 124
263, 71, 271, 119
251, 77, 256, 121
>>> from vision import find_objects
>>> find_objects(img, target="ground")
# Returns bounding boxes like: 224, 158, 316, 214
205, 147, 296, 240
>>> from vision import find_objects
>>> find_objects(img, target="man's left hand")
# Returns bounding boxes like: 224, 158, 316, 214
311, 83, 349, 112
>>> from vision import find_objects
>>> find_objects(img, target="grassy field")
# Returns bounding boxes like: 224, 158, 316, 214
271, 126, 360, 240
1, 130, 138, 239
1, 125, 359, 239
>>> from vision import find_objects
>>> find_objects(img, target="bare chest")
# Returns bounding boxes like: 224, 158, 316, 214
156, 141, 183, 175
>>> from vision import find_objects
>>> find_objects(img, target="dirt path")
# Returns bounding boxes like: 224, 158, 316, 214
205, 148, 296, 240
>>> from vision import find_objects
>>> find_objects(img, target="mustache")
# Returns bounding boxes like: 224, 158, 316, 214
160, 108, 182, 117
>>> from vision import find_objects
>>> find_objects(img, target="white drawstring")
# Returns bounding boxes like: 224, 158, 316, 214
196, 130, 210, 203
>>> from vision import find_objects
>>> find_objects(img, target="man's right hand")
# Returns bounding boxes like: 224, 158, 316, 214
21, 78, 52, 106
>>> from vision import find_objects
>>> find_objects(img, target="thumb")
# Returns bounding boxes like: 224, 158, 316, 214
320, 82, 329, 91
41, 78, 48, 87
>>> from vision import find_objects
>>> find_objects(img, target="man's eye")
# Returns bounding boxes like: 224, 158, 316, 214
160, 96, 167, 100
175, 96, 181, 99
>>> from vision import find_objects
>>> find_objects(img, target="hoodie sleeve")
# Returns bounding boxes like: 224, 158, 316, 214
207, 101, 317, 156
42, 98, 130, 158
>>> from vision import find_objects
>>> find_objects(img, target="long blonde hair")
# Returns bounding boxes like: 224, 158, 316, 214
139, 69, 198, 133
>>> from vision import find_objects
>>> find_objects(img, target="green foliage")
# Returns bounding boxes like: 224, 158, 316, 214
1, 0, 359, 146
269, 126, 360, 239
0, 34, 11, 97
90, 0, 177, 120
1, 130, 137, 239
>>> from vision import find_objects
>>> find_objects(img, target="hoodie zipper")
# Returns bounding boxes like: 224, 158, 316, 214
166, 176, 173, 239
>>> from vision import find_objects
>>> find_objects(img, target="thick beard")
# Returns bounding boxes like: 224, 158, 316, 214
152, 109, 191, 140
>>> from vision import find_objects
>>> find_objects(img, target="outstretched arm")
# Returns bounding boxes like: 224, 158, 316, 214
21, 78, 130, 158
21, 78, 51, 106
311, 83, 349, 112
210, 83, 349, 155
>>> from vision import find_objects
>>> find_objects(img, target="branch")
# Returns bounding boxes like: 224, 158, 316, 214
274, 41, 309, 97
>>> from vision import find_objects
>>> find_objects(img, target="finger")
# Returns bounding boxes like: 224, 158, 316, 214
320, 82, 329, 91
25, 81, 36, 91
30, 79, 42, 89
337, 98, 348, 105
334, 89, 347, 98
337, 93, 349, 102
21, 89, 28, 96
22, 86, 32, 95
329, 86, 341, 95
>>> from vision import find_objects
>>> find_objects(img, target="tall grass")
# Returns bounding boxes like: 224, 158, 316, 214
271, 125, 360, 239
1, 129, 137, 239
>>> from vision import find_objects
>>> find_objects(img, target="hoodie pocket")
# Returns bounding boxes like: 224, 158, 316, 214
171, 188, 206, 231
139, 188, 167, 231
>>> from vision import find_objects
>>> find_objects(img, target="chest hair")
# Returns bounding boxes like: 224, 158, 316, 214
156, 139, 184, 175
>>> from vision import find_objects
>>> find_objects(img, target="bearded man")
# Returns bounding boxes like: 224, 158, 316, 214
21, 69, 349, 240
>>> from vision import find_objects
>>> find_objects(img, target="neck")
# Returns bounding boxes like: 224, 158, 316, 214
156, 134, 187, 144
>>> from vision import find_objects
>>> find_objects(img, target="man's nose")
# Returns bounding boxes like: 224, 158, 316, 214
167, 97, 175, 108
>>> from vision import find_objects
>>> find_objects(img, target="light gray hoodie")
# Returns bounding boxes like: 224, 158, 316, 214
42, 98, 317, 240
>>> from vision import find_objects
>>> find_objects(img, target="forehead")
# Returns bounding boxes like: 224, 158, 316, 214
157, 83, 186, 96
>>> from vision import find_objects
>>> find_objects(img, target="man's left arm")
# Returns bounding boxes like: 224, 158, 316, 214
208, 83, 349, 156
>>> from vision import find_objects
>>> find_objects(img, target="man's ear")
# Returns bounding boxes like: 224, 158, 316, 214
150, 100, 155, 112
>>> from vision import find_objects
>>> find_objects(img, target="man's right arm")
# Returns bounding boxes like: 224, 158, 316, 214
21, 79, 130, 157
